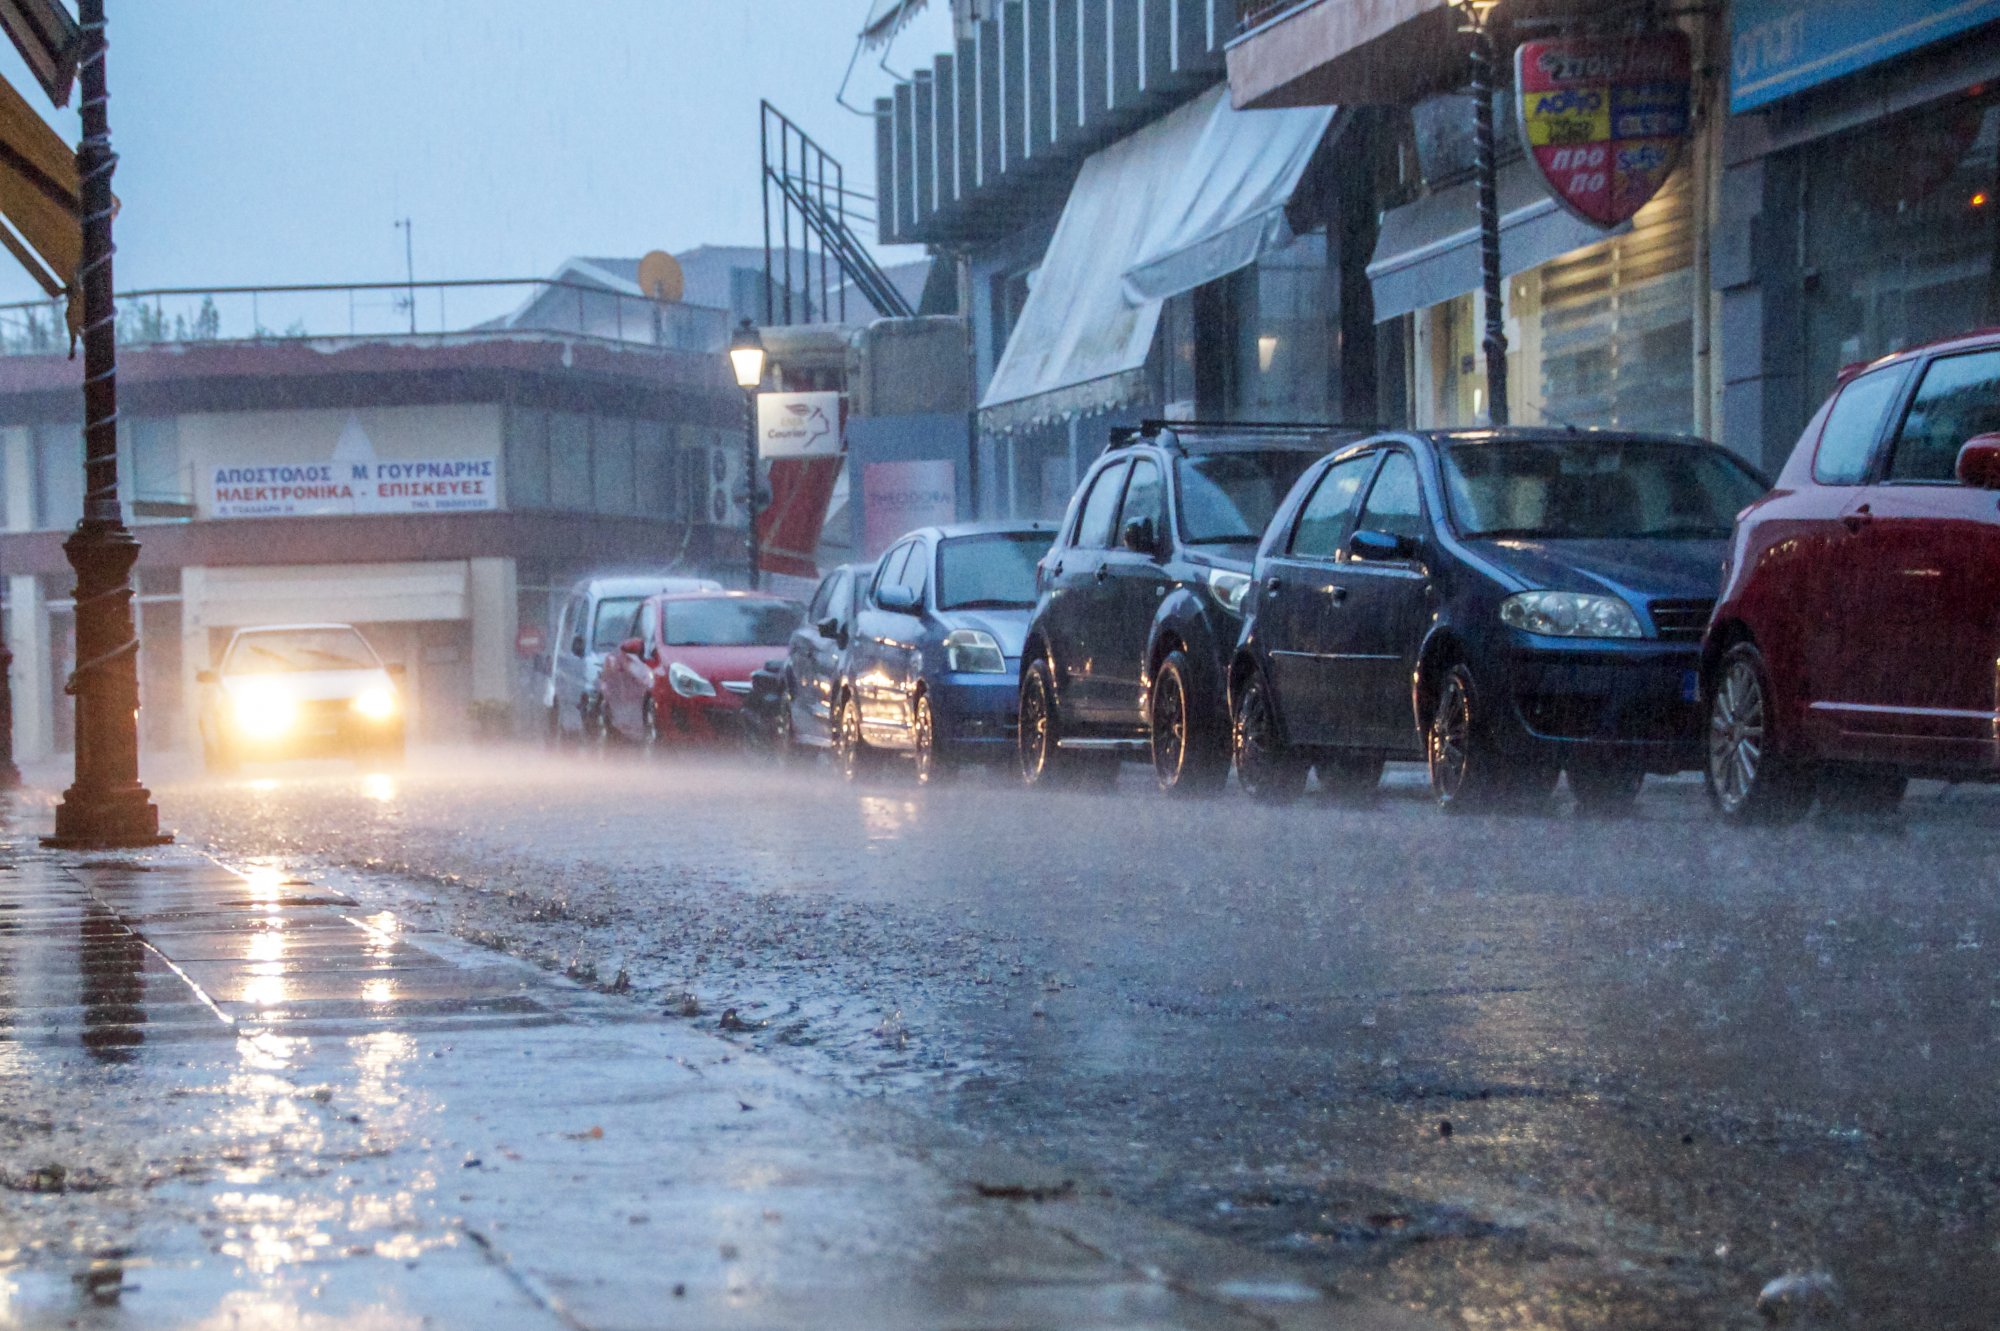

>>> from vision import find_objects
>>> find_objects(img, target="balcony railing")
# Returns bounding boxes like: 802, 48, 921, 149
1236, 0, 1315, 32
0, 278, 733, 358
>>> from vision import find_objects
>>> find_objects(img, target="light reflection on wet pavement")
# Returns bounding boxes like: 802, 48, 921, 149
42, 748, 2000, 1328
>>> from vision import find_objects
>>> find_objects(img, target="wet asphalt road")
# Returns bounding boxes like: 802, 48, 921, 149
145, 746, 2000, 1330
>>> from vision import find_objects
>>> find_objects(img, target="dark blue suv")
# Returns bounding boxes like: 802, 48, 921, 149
1229, 429, 1768, 811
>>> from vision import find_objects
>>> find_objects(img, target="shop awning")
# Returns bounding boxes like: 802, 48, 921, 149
979, 91, 1218, 418
1368, 160, 1623, 323
1122, 89, 1337, 303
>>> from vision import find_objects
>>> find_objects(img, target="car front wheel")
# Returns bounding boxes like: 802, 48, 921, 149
1232, 671, 1304, 804
913, 694, 953, 786
1705, 643, 1814, 825
1151, 650, 1227, 796
1427, 662, 1551, 813
836, 693, 878, 783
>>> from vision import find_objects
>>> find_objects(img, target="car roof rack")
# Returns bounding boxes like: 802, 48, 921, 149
1104, 419, 1382, 454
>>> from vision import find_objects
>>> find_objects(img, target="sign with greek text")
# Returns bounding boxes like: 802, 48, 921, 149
210, 458, 499, 519
1517, 32, 1691, 230
861, 460, 955, 559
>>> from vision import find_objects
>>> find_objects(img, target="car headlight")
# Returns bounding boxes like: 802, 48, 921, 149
1499, 591, 1643, 639
231, 682, 298, 739
352, 686, 399, 722
668, 661, 716, 698
1206, 569, 1253, 616
943, 629, 1006, 674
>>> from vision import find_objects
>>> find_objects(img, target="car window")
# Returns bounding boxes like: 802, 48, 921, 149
662, 598, 804, 647
1441, 438, 1766, 539
1072, 461, 1129, 550
1176, 449, 1318, 544
565, 598, 587, 655
1289, 455, 1377, 558
807, 574, 836, 621
1117, 458, 1164, 535
591, 596, 644, 652
1814, 365, 1910, 485
1886, 350, 2000, 484
873, 543, 914, 602
1355, 452, 1424, 546
901, 542, 931, 604
225, 626, 381, 674
937, 532, 1051, 608
823, 571, 853, 628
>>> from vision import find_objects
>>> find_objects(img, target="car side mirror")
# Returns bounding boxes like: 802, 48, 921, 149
569, 635, 586, 658
1349, 529, 1414, 562
878, 585, 920, 613
1956, 433, 2000, 489
196, 668, 217, 685
620, 637, 645, 657
816, 615, 841, 639
1121, 516, 1160, 556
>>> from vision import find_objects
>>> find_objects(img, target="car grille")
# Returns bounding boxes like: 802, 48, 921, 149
1647, 598, 1714, 642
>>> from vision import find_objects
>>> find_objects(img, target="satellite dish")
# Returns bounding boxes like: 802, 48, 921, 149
636, 250, 684, 304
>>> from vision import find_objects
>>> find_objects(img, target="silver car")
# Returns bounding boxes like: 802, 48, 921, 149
544, 574, 721, 744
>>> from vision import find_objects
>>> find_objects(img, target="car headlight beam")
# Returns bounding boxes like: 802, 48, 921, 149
231, 683, 299, 740
943, 629, 1007, 674
352, 686, 399, 722
1499, 590, 1643, 639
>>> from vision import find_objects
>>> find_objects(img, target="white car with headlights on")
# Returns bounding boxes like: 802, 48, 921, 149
196, 624, 405, 772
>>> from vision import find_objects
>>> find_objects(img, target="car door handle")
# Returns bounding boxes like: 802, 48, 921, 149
1265, 576, 1282, 595
1842, 505, 1873, 533
1095, 565, 1109, 583
1330, 585, 1349, 604
1050, 561, 1063, 578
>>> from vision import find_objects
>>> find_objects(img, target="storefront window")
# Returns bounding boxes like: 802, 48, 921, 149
1800, 95, 1999, 397
1210, 232, 1333, 421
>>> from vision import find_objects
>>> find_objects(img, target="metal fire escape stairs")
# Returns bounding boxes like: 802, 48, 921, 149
761, 101, 916, 326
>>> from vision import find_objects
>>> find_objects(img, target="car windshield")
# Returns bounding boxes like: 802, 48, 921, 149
225, 627, 378, 674
1176, 450, 1318, 544
1441, 439, 1767, 540
662, 598, 803, 647
936, 532, 1051, 609
592, 597, 644, 652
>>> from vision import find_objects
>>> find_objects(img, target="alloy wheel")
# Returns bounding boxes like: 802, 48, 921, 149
1707, 657, 1765, 815
1150, 668, 1188, 789
837, 696, 867, 782
913, 695, 949, 785
1233, 675, 1301, 803
1018, 664, 1056, 785
1429, 669, 1472, 804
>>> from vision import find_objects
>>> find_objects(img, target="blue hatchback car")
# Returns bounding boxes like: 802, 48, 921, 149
834, 522, 1056, 782
1229, 429, 1768, 811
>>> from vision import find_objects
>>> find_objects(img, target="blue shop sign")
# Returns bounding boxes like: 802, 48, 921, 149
1731, 0, 2000, 111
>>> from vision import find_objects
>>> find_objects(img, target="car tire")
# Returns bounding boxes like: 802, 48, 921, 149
640, 699, 662, 759
1018, 657, 1105, 789
1150, 650, 1227, 797
1816, 769, 1906, 817
771, 684, 803, 767
912, 693, 954, 786
836, 693, 880, 783
1427, 661, 1549, 813
1232, 671, 1305, 804
1705, 642, 1814, 825
1315, 752, 1384, 801
1567, 759, 1644, 814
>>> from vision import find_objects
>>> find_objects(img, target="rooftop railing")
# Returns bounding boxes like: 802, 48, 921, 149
0, 278, 733, 358
1236, 0, 1317, 32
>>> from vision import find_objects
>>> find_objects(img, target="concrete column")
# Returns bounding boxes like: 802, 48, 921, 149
467, 556, 517, 706
179, 566, 209, 759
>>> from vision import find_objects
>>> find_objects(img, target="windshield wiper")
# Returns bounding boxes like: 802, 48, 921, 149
1464, 527, 1556, 541
945, 598, 1031, 609
1183, 534, 1255, 546
1638, 524, 1731, 539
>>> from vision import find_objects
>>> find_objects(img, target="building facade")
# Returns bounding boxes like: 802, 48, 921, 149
0, 276, 746, 760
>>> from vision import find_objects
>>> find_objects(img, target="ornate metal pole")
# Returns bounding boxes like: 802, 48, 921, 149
49, 0, 165, 848
1462, 0, 1510, 427
742, 387, 761, 590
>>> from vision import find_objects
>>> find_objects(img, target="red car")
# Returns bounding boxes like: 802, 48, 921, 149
1703, 329, 2000, 821
598, 591, 804, 749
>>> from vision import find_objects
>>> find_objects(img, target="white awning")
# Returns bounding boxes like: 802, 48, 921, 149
1367, 159, 1627, 323
979, 92, 1216, 415
1123, 90, 1337, 304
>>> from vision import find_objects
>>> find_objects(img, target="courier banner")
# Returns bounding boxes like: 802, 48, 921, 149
210, 458, 499, 519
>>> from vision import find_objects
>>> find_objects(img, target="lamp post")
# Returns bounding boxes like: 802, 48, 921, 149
728, 320, 768, 591
1454, 0, 1509, 427
49, 0, 164, 848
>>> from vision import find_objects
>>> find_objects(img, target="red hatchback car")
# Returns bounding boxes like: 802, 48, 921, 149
1703, 330, 2000, 821
598, 591, 804, 749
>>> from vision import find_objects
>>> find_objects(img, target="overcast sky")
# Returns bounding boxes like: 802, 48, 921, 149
0, 1, 954, 305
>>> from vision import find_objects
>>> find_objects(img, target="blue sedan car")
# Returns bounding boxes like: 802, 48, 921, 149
834, 522, 1055, 783
1229, 429, 1768, 811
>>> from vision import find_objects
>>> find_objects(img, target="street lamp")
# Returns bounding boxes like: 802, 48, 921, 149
1453, 0, 1509, 427
729, 319, 767, 590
